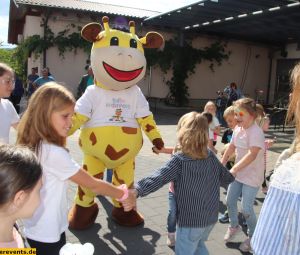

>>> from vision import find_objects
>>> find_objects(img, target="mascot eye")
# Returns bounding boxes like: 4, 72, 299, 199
130, 39, 137, 48
110, 37, 119, 46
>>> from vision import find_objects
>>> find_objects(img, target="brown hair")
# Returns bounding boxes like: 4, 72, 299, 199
0, 144, 42, 207
177, 112, 208, 159
17, 82, 75, 152
233, 97, 257, 118
0, 62, 14, 77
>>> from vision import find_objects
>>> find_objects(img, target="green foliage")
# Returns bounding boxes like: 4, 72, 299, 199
14, 22, 92, 79
0, 48, 25, 80
145, 39, 230, 106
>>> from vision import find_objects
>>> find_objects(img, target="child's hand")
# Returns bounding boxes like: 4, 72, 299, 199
229, 168, 237, 177
152, 146, 174, 155
121, 189, 137, 211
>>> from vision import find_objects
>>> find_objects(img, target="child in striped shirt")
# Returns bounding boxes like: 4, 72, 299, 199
124, 112, 234, 254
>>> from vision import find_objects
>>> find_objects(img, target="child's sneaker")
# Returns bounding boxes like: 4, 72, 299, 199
166, 232, 176, 247
239, 238, 253, 253
219, 212, 230, 224
224, 225, 242, 243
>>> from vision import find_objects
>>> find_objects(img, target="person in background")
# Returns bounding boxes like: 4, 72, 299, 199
0, 144, 42, 248
0, 62, 19, 144
216, 91, 227, 126
256, 104, 275, 194
76, 66, 94, 99
202, 111, 218, 154
32, 67, 55, 91
218, 106, 237, 224
123, 112, 234, 255
9, 75, 24, 114
204, 101, 221, 147
27, 67, 39, 97
225, 82, 238, 107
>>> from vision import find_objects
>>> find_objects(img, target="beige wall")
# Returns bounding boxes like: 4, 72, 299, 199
22, 12, 272, 102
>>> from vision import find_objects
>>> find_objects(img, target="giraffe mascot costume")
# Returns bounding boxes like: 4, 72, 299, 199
68, 16, 165, 229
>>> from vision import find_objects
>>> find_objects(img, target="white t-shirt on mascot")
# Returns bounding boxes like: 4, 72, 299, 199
76, 85, 151, 128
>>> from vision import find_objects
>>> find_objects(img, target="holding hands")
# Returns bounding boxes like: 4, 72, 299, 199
116, 184, 137, 211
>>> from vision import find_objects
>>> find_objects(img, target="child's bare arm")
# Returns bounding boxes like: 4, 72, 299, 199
230, 146, 261, 175
221, 143, 235, 165
70, 169, 133, 210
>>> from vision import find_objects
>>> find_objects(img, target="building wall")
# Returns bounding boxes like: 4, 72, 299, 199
22, 12, 271, 102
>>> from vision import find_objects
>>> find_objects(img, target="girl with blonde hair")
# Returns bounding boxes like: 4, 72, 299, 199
221, 97, 265, 252
124, 112, 234, 254
17, 83, 132, 255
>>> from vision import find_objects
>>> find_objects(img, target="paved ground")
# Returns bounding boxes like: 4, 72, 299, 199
11, 102, 293, 255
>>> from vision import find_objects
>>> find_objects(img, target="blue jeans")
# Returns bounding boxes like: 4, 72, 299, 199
106, 169, 113, 183
167, 191, 176, 233
226, 180, 259, 237
175, 224, 215, 255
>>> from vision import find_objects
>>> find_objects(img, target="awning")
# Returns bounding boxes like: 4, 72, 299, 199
143, 0, 300, 46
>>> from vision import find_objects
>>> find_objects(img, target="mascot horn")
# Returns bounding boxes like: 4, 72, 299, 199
68, 16, 165, 229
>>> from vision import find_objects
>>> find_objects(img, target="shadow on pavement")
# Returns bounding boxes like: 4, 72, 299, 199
70, 196, 160, 255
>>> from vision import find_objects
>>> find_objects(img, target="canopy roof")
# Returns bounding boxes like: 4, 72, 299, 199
144, 0, 300, 46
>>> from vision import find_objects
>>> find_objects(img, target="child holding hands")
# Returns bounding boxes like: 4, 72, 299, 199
124, 112, 234, 254
221, 98, 265, 252
17, 83, 132, 255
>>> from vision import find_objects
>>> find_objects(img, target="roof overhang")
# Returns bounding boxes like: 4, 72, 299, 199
143, 0, 300, 46
8, 0, 160, 44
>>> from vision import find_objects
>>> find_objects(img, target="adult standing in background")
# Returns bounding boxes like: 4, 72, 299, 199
9, 75, 24, 113
0, 63, 19, 144
225, 82, 238, 107
76, 66, 94, 99
27, 67, 39, 97
32, 67, 55, 91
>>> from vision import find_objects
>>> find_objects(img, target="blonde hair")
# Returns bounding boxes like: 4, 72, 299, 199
177, 112, 208, 159
233, 97, 257, 118
223, 105, 235, 119
17, 82, 75, 152
204, 101, 216, 112
286, 62, 300, 152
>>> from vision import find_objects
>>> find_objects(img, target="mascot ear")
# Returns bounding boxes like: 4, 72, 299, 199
81, 23, 103, 42
140, 32, 164, 49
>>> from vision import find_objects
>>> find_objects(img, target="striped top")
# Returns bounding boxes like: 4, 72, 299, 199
252, 153, 300, 255
136, 151, 234, 228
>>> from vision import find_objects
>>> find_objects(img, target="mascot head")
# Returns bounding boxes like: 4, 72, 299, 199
81, 16, 164, 91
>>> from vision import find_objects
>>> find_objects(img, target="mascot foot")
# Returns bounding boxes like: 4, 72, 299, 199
68, 203, 99, 230
112, 207, 144, 227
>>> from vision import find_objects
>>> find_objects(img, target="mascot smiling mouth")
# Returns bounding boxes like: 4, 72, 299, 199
103, 62, 143, 82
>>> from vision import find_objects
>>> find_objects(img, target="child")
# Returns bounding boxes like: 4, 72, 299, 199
221, 98, 265, 253
202, 111, 218, 154
218, 106, 237, 224
0, 63, 19, 144
204, 101, 220, 146
256, 104, 275, 194
16, 83, 132, 255
154, 111, 198, 247
251, 62, 300, 255
124, 112, 235, 254
0, 144, 42, 248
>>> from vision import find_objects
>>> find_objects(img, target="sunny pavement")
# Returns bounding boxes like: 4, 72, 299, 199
10, 106, 293, 255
